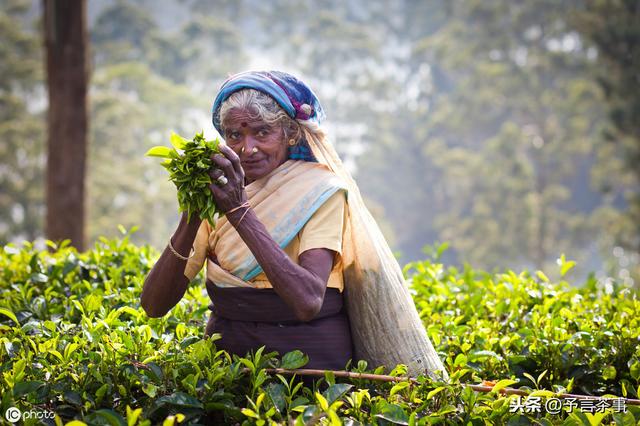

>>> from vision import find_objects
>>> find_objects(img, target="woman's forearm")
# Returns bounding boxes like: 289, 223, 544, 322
140, 213, 202, 317
226, 208, 327, 321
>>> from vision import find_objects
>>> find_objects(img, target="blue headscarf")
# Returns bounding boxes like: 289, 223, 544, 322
212, 71, 325, 162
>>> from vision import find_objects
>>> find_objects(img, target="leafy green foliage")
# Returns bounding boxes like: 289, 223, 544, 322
1, 235, 639, 424
407, 251, 640, 400
145, 132, 221, 226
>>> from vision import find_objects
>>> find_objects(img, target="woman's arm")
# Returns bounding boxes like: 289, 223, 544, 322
140, 212, 202, 317
228, 207, 335, 322
210, 145, 336, 322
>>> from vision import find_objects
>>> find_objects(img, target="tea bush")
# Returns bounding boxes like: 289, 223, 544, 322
0, 232, 638, 425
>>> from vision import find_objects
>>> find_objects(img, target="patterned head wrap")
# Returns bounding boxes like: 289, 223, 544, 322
212, 70, 325, 162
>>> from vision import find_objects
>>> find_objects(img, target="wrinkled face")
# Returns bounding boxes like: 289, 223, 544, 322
221, 106, 288, 183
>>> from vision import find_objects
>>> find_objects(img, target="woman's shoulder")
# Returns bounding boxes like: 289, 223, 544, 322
297, 161, 348, 192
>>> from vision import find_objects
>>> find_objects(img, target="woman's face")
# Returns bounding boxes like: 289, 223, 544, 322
221, 106, 289, 183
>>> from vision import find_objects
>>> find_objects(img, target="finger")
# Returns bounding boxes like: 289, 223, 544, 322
209, 170, 230, 188
208, 182, 232, 213
208, 167, 224, 180
211, 154, 234, 178
208, 181, 225, 200
219, 144, 243, 176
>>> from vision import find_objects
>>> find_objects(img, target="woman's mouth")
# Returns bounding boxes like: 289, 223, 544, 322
242, 158, 262, 165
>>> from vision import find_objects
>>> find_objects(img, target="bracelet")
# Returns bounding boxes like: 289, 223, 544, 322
237, 207, 251, 226
226, 201, 250, 215
226, 201, 251, 227
168, 237, 195, 261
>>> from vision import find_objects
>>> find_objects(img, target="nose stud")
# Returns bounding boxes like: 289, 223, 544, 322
241, 147, 259, 154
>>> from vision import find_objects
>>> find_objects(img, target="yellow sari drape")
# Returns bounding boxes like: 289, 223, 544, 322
205, 159, 347, 288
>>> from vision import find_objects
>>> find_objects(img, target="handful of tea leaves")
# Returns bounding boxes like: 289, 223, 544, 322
145, 131, 221, 225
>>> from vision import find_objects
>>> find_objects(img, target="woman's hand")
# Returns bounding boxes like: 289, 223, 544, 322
208, 144, 248, 213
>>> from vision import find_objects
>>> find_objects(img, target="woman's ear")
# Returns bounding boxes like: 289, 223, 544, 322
284, 120, 301, 142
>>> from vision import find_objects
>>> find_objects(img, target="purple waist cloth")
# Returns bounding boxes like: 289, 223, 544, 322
205, 279, 345, 323
204, 280, 354, 370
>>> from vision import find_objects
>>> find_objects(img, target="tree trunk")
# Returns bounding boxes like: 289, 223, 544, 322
43, 0, 89, 251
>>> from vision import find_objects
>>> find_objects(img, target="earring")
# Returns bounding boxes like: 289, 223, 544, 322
288, 139, 296, 146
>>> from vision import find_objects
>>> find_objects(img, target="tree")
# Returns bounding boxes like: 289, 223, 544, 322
0, 0, 44, 244
44, 0, 89, 250
86, 1, 245, 248
87, 62, 204, 249
3, 0, 632, 282
572, 0, 640, 285
426, 1, 605, 273
357, 0, 607, 275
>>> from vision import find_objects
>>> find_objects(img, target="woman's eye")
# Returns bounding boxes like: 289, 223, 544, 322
257, 128, 270, 137
227, 132, 239, 140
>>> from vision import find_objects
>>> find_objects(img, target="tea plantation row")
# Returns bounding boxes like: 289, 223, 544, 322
0, 233, 638, 425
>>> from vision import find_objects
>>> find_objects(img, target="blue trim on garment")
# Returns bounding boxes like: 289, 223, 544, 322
241, 185, 345, 281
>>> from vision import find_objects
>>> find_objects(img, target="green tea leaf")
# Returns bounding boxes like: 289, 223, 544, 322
453, 353, 467, 367
241, 408, 260, 419
0, 308, 19, 325
266, 383, 286, 413
491, 379, 518, 394
147, 132, 222, 225
557, 253, 577, 277
390, 381, 410, 396
427, 386, 446, 400
155, 392, 203, 409
315, 392, 329, 412
281, 350, 309, 369
170, 132, 189, 150
92, 409, 127, 426
323, 383, 353, 405
145, 146, 174, 158
536, 270, 549, 282
602, 365, 616, 380
375, 402, 409, 425
13, 380, 45, 398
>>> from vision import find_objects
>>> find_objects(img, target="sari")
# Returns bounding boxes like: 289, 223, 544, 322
198, 149, 448, 380
202, 159, 353, 370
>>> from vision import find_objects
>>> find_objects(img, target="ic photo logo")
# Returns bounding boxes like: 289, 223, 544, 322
5, 406, 55, 423
5, 407, 21, 423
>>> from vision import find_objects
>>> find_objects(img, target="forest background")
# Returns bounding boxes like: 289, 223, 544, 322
2, 0, 639, 286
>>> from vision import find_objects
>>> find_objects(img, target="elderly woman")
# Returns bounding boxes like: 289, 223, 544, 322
141, 71, 447, 378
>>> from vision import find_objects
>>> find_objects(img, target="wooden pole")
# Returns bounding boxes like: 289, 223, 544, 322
43, 0, 89, 251
254, 368, 640, 406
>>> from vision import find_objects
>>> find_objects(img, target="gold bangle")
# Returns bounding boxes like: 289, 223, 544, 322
226, 201, 250, 215
237, 207, 251, 226
168, 237, 195, 261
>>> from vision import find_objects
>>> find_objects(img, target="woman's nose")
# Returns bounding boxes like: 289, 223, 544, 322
241, 136, 259, 154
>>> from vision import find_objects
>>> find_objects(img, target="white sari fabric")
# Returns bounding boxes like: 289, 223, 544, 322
300, 127, 449, 380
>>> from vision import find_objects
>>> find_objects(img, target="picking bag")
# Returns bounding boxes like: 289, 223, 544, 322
302, 124, 449, 380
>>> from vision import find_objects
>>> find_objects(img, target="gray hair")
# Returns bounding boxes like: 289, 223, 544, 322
219, 89, 301, 142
